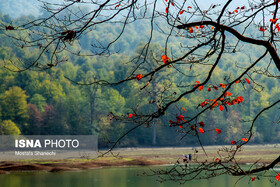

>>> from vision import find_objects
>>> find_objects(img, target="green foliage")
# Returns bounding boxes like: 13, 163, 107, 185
0, 120, 21, 135
0, 86, 29, 126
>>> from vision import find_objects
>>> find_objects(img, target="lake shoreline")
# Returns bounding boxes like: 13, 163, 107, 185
0, 157, 169, 174
0, 145, 279, 173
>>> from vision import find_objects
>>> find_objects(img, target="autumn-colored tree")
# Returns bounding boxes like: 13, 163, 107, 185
26, 104, 43, 135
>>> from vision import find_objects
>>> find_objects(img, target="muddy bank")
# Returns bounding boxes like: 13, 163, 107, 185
0, 157, 168, 174
0, 145, 278, 173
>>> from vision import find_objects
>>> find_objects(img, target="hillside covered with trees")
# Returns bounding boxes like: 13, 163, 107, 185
0, 8, 279, 148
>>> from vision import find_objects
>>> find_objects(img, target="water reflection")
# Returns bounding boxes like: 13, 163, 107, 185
0, 166, 277, 187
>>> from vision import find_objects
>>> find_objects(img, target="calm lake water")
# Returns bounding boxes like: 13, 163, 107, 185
0, 166, 279, 187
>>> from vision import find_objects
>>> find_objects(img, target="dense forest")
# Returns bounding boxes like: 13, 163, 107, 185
0, 7, 279, 148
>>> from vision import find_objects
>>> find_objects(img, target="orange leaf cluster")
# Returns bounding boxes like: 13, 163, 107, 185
188, 27, 194, 33
198, 127, 204, 133
242, 138, 248, 142
194, 81, 203, 91
270, 18, 278, 24
276, 173, 280, 181
162, 55, 170, 64
215, 128, 221, 134
260, 26, 267, 32
128, 113, 135, 118
219, 83, 227, 88
176, 115, 184, 122
276, 23, 280, 31
224, 91, 232, 97
135, 74, 144, 81
230, 6, 245, 14
195, 25, 204, 29
169, 115, 185, 126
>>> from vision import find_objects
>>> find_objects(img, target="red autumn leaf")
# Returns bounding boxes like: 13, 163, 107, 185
191, 125, 195, 131
188, 27, 193, 33
165, 7, 168, 14
276, 23, 280, 31
260, 26, 267, 31
199, 121, 205, 127
187, 6, 192, 9
240, 6, 245, 10
198, 85, 203, 91
198, 127, 204, 133
207, 87, 211, 92
215, 128, 221, 134
235, 80, 240, 83
219, 105, 224, 111
211, 26, 215, 29
115, 4, 121, 9
180, 10, 185, 14
252, 177, 256, 181
234, 10, 238, 13
242, 138, 248, 142
169, 120, 178, 124
135, 74, 144, 81
195, 26, 199, 29
176, 115, 184, 122
179, 125, 183, 129
236, 96, 244, 104
224, 91, 232, 97
270, 18, 278, 24
214, 86, 218, 90
5, 26, 14, 30
231, 141, 236, 145
276, 173, 280, 181
128, 113, 135, 118
215, 158, 220, 162
182, 107, 187, 113
162, 55, 170, 64
200, 102, 205, 107
245, 78, 250, 84
199, 25, 204, 28
171, 2, 174, 6
219, 83, 226, 88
